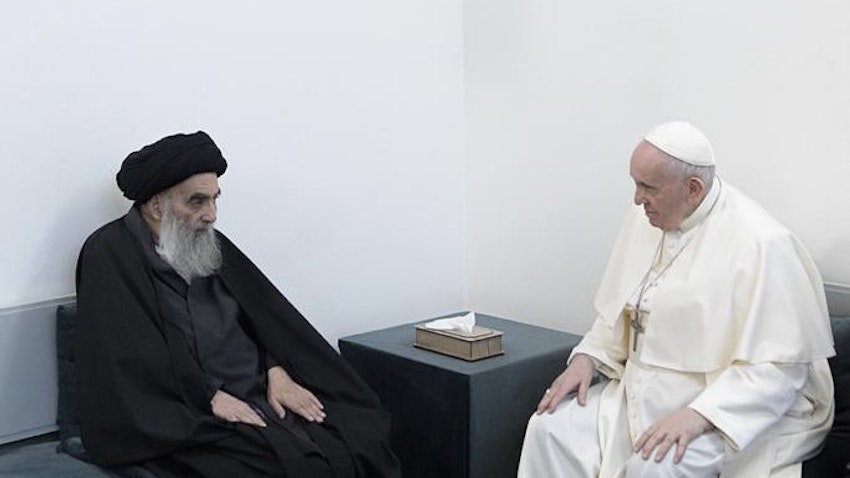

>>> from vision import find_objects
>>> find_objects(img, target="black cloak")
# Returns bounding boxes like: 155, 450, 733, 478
75, 210, 401, 477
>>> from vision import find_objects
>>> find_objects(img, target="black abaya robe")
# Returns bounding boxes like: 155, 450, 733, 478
74, 208, 401, 477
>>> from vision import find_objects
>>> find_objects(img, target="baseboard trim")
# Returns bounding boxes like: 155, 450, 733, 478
0, 295, 76, 316
0, 296, 75, 445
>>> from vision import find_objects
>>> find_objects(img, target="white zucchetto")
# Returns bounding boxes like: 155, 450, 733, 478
644, 121, 715, 166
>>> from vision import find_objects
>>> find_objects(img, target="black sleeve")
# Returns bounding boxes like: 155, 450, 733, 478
203, 375, 224, 401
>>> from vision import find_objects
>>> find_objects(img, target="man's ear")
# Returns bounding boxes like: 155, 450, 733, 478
148, 195, 162, 220
687, 177, 705, 203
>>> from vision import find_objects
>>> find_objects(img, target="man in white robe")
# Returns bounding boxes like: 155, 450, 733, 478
517, 122, 835, 478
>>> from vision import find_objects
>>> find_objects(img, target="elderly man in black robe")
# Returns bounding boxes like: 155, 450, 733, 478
75, 131, 401, 478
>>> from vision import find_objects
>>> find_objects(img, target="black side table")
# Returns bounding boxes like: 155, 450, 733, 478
338, 313, 581, 478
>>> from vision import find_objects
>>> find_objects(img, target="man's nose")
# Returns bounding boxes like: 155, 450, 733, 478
634, 190, 645, 206
201, 201, 217, 224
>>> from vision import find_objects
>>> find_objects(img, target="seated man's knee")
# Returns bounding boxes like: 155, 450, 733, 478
524, 410, 558, 443
625, 433, 724, 478
520, 406, 602, 478
626, 452, 688, 478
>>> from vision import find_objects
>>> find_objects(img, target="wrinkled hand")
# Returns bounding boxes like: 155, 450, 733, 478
633, 407, 714, 463
267, 366, 326, 423
536, 353, 596, 414
211, 389, 267, 427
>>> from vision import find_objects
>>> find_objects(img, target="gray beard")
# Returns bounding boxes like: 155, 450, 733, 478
155, 207, 222, 282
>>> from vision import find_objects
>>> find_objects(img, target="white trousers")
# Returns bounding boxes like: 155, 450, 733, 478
517, 382, 726, 478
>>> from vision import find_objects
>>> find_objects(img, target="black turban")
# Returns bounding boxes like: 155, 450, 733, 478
116, 131, 228, 202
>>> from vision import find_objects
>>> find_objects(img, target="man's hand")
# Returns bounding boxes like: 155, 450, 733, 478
536, 353, 596, 414
267, 366, 327, 423
633, 407, 714, 463
211, 390, 267, 427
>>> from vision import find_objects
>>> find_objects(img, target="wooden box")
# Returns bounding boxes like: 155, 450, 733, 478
413, 325, 504, 361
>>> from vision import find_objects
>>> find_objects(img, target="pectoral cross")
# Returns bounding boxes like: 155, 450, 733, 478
626, 307, 645, 352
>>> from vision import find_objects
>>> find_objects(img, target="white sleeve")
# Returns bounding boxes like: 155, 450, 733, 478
688, 362, 808, 450
569, 315, 627, 380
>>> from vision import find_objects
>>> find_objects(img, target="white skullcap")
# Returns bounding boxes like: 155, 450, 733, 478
644, 121, 715, 166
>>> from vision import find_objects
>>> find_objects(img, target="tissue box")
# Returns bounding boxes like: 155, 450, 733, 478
414, 325, 504, 361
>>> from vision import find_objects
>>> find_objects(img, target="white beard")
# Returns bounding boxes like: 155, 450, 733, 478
155, 205, 222, 282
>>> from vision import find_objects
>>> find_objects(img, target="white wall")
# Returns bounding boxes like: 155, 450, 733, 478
464, 0, 850, 333
2, 0, 848, 377
0, 0, 466, 345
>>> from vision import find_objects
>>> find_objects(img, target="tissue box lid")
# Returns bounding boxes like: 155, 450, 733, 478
413, 325, 504, 361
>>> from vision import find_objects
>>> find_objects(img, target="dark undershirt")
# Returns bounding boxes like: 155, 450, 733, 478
124, 208, 268, 403
122, 207, 322, 456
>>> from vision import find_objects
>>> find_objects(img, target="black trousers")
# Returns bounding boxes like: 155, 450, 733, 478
145, 412, 357, 478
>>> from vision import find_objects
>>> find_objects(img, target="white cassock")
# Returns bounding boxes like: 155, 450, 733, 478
519, 178, 835, 478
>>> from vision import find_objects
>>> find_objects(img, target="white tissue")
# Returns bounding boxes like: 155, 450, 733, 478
424, 311, 476, 334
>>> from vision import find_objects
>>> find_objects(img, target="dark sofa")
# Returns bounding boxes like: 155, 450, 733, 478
803, 315, 850, 477
0, 306, 848, 477
0, 305, 154, 478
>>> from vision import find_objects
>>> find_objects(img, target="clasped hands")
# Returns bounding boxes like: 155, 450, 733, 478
536, 354, 714, 463
210, 365, 326, 427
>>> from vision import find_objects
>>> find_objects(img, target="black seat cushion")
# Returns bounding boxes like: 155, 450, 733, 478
56, 304, 80, 443
803, 315, 850, 478
56, 304, 157, 478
